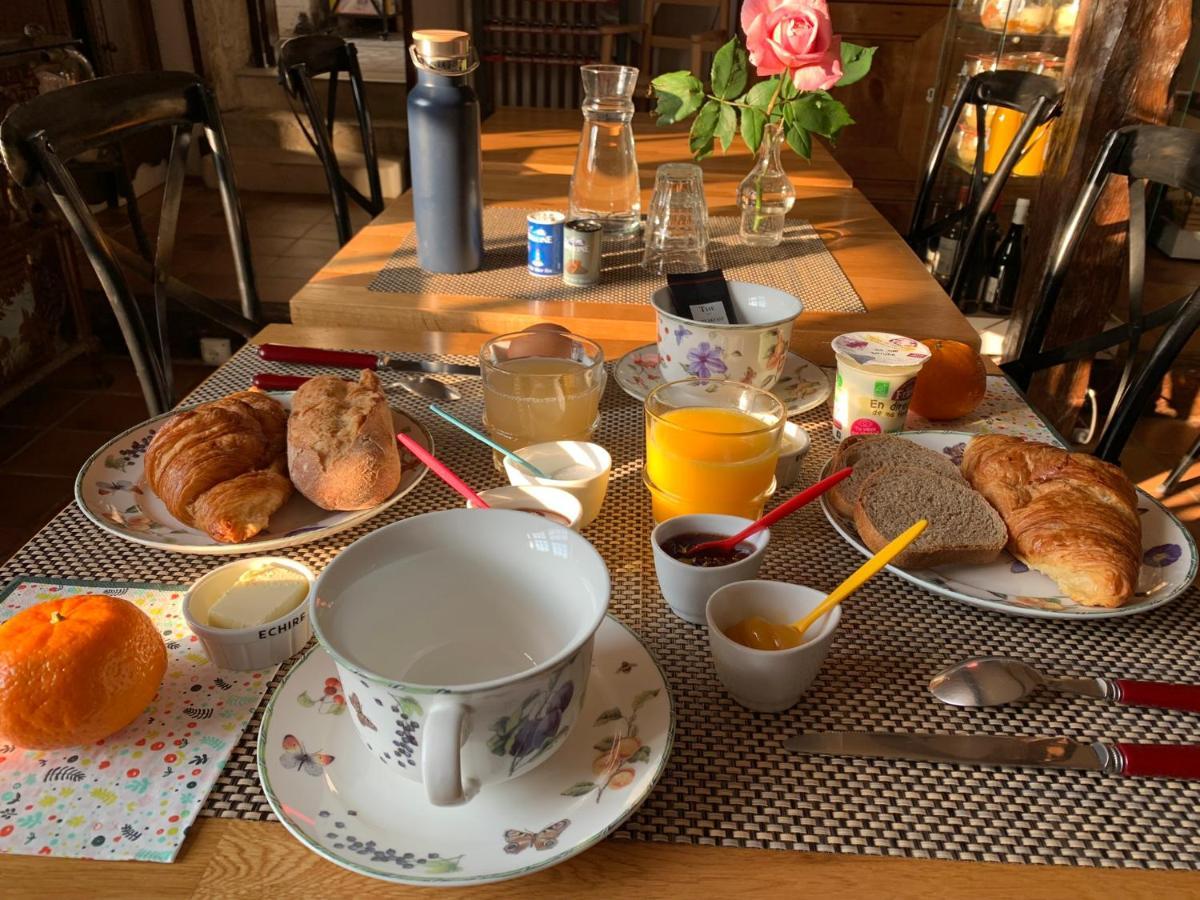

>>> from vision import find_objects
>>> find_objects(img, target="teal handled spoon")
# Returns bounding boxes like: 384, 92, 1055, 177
427, 404, 551, 479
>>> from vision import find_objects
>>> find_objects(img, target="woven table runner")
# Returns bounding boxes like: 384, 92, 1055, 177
4, 345, 1200, 870
368, 207, 866, 313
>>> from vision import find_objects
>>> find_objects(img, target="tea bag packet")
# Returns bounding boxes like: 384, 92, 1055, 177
667, 270, 739, 325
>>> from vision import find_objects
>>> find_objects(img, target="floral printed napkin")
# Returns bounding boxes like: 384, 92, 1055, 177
905, 374, 1060, 442
0, 578, 278, 863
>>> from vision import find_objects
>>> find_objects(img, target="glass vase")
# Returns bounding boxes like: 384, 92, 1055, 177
736, 123, 795, 248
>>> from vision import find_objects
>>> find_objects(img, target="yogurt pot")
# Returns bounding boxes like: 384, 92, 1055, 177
830, 332, 932, 440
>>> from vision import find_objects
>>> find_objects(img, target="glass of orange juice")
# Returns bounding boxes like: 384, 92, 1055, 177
644, 379, 786, 522
480, 330, 606, 467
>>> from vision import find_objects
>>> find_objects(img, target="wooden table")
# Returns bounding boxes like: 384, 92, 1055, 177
288, 109, 978, 366
13, 323, 1192, 897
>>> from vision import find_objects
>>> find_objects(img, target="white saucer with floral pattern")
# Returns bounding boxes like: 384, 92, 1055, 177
820, 430, 1198, 619
257, 615, 674, 885
74, 392, 431, 555
614, 343, 830, 414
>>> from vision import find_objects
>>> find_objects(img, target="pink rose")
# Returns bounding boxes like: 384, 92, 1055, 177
741, 0, 843, 92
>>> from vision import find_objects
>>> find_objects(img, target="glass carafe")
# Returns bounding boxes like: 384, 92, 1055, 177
568, 65, 641, 235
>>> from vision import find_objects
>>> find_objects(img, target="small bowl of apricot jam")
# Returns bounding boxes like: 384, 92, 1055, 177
466, 484, 583, 530
650, 513, 770, 624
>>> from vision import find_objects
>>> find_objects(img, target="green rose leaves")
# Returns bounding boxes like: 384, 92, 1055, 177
651, 37, 874, 161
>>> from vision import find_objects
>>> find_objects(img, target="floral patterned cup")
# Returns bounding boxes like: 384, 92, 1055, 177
649, 281, 803, 390
311, 509, 610, 806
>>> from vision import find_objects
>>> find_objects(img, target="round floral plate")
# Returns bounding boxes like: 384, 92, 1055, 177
74, 392, 431, 555
258, 616, 674, 886
614, 343, 831, 415
819, 430, 1198, 620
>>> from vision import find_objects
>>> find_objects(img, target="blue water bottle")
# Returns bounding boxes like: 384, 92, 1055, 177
407, 30, 484, 273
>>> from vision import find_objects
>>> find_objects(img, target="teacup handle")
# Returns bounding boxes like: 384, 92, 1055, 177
422, 701, 467, 806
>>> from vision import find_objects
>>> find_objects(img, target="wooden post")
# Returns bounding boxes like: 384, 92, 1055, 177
1001, 0, 1192, 436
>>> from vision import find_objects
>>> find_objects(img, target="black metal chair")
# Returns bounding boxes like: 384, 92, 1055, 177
908, 70, 1064, 304
0, 71, 260, 417
1003, 124, 1200, 470
278, 34, 385, 247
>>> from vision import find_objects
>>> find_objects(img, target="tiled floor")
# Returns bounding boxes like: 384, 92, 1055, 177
0, 354, 214, 561
1120, 416, 1200, 540
97, 181, 371, 318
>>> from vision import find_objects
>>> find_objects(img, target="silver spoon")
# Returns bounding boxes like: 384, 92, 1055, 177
929, 656, 1200, 713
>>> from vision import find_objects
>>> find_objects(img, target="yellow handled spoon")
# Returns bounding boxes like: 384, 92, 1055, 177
725, 519, 929, 651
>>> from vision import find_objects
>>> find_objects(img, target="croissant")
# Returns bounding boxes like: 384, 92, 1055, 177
960, 435, 1141, 607
145, 390, 293, 542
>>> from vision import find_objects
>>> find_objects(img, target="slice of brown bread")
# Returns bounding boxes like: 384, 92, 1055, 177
852, 465, 1007, 569
829, 435, 965, 518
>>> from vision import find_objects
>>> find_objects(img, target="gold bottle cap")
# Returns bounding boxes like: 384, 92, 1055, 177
412, 29, 471, 64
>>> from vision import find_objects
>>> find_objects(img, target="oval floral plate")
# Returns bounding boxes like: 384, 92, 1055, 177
258, 616, 674, 886
820, 430, 1198, 620
614, 343, 831, 415
74, 392, 431, 555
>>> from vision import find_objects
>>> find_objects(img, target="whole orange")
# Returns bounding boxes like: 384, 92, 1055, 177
0, 594, 166, 749
909, 339, 987, 420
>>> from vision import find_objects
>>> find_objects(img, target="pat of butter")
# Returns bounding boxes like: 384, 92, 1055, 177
207, 564, 308, 630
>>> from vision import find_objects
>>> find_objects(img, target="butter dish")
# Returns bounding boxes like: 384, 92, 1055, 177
184, 557, 314, 670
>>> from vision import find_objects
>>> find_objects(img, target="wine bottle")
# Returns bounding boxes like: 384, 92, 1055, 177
982, 198, 1029, 315
960, 212, 1002, 315
922, 196, 945, 272
933, 186, 970, 283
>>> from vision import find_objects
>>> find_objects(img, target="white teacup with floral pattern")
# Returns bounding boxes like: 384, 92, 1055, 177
311, 508, 610, 806
650, 281, 803, 389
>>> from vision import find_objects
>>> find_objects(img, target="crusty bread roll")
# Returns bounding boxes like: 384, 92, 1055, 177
287, 370, 401, 510
145, 390, 292, 543
960, 435, 1141, 607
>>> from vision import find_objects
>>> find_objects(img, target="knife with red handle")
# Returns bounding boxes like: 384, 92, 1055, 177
257, 343, 480, 376
253, 373, 309, 392
252, 371, 456, 401
784, 732, 1200, 780
1115, 743, 1200, 779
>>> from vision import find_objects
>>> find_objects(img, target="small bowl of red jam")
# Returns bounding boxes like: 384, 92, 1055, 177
466, 485, 583, 530
651, 514, 770, 624
658, 533, 756, 567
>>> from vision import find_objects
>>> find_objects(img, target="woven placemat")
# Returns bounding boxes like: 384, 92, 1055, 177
4, 345, 1200, 870
368, 207, 866, 313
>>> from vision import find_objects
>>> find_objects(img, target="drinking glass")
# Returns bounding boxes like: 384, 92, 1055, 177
480, 330, 606, 467
644, 378, 785, 522
642, 163, 709, 274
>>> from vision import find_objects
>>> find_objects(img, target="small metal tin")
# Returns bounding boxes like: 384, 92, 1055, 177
563, 218, 602, 286
527, 211, 565, 277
